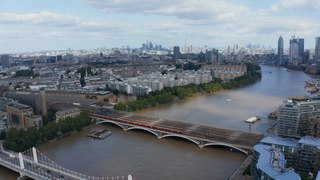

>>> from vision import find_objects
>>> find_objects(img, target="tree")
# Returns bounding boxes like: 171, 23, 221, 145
0, 130, 6, 140
14, 70, 34, 77
114, 102, 127, 111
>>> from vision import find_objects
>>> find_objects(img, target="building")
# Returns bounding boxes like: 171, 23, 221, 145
0, 112, 8, 129
55, 108, 80, 122
315, 37, 320, 61
173, 46, 180, 60
260, 136, 299, 170
7, 91, 47, 117
205, 49, 218, 63
277, 97, 320, 138
202, 64, 247, 81
304, 50, 310, 64
7, 102, 43, 129
46, 90, 111, 102
289, 37, 300, 66
260, 136, 320, 178
277, 36, 284, 66
251, 144, 300, 180
0, 54, 10, 67
297, 137, 320, 177
298, 38, 304, 62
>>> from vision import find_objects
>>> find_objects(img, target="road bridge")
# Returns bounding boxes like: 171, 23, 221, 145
0, 145, 133, 180
90, 110, 264, 155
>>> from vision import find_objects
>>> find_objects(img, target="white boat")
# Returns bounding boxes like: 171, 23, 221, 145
245, 116, 261, 123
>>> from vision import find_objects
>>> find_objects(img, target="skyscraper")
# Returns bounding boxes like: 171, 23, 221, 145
298, 38, 304, 62
0, 54, 9, 67
289, 36, 300, 66
315, 37, 320, 61
277, 36, 284, 66
173, 46, 180, 60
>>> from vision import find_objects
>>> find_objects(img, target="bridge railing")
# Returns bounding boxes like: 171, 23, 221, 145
1, 145, 132, 180
21, 147, 131, 180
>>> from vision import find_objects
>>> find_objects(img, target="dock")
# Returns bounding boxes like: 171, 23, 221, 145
87, 129, 112, 139
268, 110, 278, 119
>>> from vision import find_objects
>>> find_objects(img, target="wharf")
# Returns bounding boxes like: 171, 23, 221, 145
87, 129, 112, 139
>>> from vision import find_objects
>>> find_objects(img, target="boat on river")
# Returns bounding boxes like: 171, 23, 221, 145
245, 116, 261, 123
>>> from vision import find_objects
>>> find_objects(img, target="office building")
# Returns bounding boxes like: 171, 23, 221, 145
0, 54, 9, 67
304, 50, 310, 64
7, 102, 43, 129
277, 97, 320, 138
7, 91, 47, 117
315, 37, 320, 61
277, 36, 284, 66
173, 46, 180, 60
289, 37, 300, 66
298, 38, 304, 62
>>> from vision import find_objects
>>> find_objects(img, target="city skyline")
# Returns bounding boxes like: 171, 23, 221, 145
0, 0, 320, 53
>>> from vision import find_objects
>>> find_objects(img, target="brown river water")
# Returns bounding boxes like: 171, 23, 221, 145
0, 65, 314, 180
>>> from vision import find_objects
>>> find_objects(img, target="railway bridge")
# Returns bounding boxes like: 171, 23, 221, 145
90, 110, 263, 155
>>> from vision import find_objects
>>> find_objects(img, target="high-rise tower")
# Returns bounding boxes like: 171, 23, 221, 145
298, 38, 304, 62
289, 36, 300, 66
173, 46, 180, 60
277, 36, 284, 66
315, 37, 320, 61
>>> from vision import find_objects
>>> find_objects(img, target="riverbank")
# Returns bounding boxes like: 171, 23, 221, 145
115, 63, 261, 112
2, 111, 93, 152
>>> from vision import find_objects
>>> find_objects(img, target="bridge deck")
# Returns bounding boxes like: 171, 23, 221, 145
91, 110, 263, 149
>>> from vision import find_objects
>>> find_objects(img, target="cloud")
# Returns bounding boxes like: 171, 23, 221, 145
279, 0, 320, 11
84, 0, 249, 22
0, 11, 81, 27
0, 11, 126, 32
79, 21, 126, 31
1, 0, 320, 53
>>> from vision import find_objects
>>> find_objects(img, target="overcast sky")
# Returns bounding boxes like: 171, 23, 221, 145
0, 0, 320, 53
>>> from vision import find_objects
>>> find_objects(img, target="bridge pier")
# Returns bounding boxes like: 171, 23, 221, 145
198, 141, 207, 148
17, 175, 28, 180
18, 153, 24, 170
32, 147, 38, 163
157, 132, 166, 139
123, 125, 130, 131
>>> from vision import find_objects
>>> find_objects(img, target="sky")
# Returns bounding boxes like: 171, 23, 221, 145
0, 0, 320, 53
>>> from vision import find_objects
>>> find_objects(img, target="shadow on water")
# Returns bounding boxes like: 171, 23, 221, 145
0, 166, 19, 180
203, 145, 247, 155
97, 123, 248, 155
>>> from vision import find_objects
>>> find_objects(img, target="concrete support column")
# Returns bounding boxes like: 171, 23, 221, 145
18, 153, 24, 170
32, 147, 38, 163
123, 125, 129, 131
17, 175, 27, 180
198, 141, 205, 148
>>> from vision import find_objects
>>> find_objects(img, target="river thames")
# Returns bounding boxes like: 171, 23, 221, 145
0, 65, 315, 180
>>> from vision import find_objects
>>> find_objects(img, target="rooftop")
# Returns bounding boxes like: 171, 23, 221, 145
8, 102, 31, 110
254, 144, 300, 180
260, 136, 298, 148
298, 136, 320, 147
